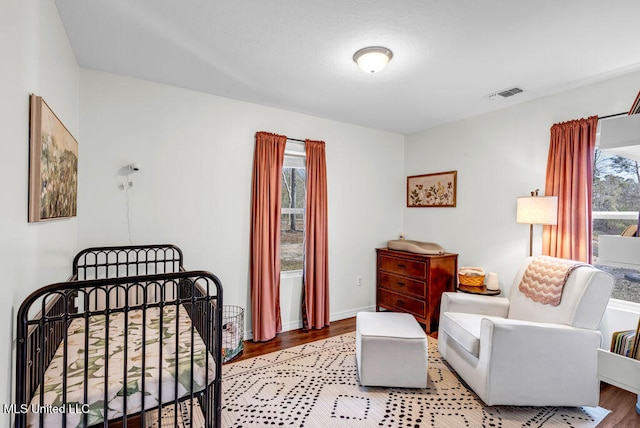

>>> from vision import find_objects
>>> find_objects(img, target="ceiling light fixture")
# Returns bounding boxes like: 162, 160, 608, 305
353, 46, 393, 73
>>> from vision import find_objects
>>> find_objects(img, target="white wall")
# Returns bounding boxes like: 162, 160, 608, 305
0, 0, 79, 419
404, 70, 640, 296
78, 69, 404, 337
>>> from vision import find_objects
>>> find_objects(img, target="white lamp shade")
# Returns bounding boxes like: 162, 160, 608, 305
516, 196, 558, 225
353, 47, 393, 73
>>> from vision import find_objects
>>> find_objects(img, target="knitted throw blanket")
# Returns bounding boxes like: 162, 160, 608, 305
518, 256, 588, 306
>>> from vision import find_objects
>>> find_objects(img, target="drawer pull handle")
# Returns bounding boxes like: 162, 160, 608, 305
397, 264, 406, 268
397, 300, 404, 306
396, 281, 405, 286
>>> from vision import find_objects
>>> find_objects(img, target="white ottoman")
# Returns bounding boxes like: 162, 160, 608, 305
355, 311, 428, 388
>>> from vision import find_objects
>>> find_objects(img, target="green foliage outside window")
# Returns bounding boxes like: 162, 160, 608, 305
281, 167, 306, 271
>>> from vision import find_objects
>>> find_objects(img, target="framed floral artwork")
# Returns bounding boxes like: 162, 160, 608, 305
28, 94, 78, 222
407, 170, 457, 207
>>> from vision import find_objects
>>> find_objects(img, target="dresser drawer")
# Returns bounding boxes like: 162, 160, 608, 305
378, 289, 426, 318
379, 255, 426, 278
379, 272, 426, 298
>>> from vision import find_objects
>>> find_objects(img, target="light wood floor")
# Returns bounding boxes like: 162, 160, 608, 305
238, 317, 639, 427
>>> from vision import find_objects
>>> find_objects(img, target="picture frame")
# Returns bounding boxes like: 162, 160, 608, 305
28, 94, 78, 222
629, 90, 640, 115
407, 170, 457, 207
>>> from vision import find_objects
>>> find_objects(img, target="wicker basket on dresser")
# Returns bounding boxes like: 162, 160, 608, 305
376, 248, 458, 333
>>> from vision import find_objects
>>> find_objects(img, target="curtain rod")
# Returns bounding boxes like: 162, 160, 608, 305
599, 112, 627, 120
287, 137, 306, 143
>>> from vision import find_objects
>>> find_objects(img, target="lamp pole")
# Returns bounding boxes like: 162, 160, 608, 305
529, 223, 534, 257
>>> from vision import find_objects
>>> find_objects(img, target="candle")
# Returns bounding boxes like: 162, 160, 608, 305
486, 272, 499, 290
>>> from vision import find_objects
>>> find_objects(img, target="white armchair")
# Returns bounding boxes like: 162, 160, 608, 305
438, 257, 614, 407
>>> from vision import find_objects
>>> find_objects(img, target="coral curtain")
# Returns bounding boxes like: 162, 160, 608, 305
302, 140, 330, 330
250, 132, 287, 342
542, 116, 598, 262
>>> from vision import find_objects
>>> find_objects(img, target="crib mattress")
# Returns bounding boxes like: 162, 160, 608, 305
27, 305, 216, 428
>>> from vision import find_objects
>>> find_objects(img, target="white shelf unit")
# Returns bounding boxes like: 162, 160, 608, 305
598, 349, 640, 415
598, 349, 640, 394
597, 301, 640, 414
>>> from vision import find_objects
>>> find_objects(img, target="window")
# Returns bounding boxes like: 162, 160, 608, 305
592, 148, 640, 303
280, 141, 306, 272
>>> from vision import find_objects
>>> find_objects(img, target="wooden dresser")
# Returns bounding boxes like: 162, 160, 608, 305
376, 248, 458, 333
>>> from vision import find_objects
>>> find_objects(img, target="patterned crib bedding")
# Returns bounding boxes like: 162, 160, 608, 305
27, 305, 216, 428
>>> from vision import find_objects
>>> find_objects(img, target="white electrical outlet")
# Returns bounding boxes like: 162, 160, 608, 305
357, 275, 363, 286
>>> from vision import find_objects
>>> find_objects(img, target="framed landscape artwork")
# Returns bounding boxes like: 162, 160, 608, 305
407, 170, 457, 207
28, 94, 78, 222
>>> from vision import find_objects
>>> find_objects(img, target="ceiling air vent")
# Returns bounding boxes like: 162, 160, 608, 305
487, 87, 523, 100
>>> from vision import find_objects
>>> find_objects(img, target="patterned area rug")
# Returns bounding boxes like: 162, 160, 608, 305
222, 333, 609, 427
143, 399, 205, 428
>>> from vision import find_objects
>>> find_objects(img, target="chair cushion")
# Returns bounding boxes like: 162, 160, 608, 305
440, 312, 484, 357
508, 258, 614, 329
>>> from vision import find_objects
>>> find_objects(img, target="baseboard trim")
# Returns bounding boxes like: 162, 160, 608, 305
245, 305, 376, 341
329, 305, 376, 322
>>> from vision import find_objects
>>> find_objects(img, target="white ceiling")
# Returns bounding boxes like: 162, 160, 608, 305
54, 0, 640, 135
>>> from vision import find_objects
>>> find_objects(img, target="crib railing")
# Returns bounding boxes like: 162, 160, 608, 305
15, 245, 222, 428
73, 244, 184, 280
16, 271, 222, 428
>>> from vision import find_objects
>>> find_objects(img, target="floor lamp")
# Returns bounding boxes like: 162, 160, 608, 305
516, 189, 558, 256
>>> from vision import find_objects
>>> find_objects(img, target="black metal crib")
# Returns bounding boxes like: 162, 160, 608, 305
15, 244, 222, 428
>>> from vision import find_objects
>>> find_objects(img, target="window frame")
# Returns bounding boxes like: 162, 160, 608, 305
592, 147, 640, 305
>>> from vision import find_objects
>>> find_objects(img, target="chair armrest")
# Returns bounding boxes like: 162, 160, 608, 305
440, 292, 510, 317
478, 318, 602, 406
480, 317, 602, 372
